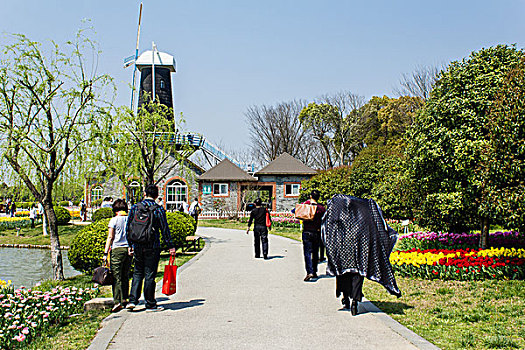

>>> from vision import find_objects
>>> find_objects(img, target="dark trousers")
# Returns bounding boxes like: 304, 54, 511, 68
191, 213, 199, 227
110, 247, 132, 305
302, 231, 320, 275
336, 272, 364, 302
253, 225, 269, 257
30, 218, 35, 228
319, 240, 325, 260
129, 246, 160, 309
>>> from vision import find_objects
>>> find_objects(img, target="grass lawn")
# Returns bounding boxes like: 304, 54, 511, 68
363, 278, 525, 349
0, 223, 82, 247
201, 218, 525, 349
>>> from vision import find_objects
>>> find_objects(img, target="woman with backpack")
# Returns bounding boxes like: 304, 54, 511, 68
103, 199, 132, 312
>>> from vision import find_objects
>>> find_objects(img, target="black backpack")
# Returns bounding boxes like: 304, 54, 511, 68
128, 202, 158, 244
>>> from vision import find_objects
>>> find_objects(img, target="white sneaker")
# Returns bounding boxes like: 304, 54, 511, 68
146, 306, 164, 312
126, 303, 136, 310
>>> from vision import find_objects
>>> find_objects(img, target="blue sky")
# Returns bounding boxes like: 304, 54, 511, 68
2, 1, 525, 149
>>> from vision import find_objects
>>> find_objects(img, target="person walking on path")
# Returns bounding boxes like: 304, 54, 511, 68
322, 194, 401, 316
103, 199, 132, 313
300, 190, 326, 282
246, 198, 270, 259
126, 184, 176, 311
80, 200, 87, 222
9, 201, 16, 217
189, 197, 201, 226
29, 204, 37, 228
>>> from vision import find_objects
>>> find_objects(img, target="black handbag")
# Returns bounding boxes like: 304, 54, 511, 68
92, 258, 113, 286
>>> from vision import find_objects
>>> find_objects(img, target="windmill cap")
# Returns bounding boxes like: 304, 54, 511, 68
136, 50, 176, 72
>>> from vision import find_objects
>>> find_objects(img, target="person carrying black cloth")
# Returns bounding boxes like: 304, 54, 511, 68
246, 198, 270, 259
300, 190, 326, 282
322, 194, 401, 316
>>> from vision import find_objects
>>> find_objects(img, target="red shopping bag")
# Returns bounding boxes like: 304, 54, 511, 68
265, 209, 272, 230
162, 256, 178, 295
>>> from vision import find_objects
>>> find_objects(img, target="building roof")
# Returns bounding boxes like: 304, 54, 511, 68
198, 158, 257, 182
136, 50, 176, 72
254, 152, 317, 176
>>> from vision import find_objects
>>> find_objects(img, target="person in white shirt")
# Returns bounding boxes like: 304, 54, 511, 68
182, 201, 190, 214
38, 202, 48, 236
29, 205, 37, 228
189, 198, 201, 226
103, 199, 132, 313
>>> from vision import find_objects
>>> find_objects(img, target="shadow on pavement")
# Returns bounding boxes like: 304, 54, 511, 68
265, 255, 284, 260
160, 298, 206, 311
362, 300, 413, 315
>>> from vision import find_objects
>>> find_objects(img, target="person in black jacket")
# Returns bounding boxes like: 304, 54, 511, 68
246, 198, 270, 259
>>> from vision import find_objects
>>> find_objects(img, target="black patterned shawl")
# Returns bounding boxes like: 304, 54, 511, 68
321, 194, 401, 297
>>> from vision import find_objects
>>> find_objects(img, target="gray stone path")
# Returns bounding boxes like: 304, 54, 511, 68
95, 227, 438, 350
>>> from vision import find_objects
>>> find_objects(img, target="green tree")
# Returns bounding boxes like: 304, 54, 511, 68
299, 166, 353, 203
406, 45, 525, 245
104, 100, 189, 187
299, 91, 367, 168
299, 102, 339, 168
480, 59, 525, 235
360, 96, 423, 145
0, 31, 113, 279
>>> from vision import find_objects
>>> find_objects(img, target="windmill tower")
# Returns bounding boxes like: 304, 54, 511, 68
135, 45, 176, 114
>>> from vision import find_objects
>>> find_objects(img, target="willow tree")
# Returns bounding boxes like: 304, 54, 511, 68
0, 31, 113, 279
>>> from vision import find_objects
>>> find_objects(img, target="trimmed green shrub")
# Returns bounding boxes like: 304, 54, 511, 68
92, 199, 103, 207
53, 206, 71, 225
69, 219, 110, 274
92, 207, 114, 222
73, 200, 80, 206
163, 212, 196, 249
58, 200, 69, 206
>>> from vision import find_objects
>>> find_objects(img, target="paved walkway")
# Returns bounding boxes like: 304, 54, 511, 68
92, 227, 439, 350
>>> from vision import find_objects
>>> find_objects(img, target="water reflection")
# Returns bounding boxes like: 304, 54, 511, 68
0, 248, 80, 288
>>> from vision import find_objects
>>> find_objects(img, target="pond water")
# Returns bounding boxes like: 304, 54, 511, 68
0, 248, 80, 288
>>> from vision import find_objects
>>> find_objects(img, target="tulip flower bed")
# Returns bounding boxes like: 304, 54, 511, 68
391, 247, 525, 281
0, 282, 96, 349
270, 213, 300, 228
398, 231, 525, 250
0, 218, 32, 231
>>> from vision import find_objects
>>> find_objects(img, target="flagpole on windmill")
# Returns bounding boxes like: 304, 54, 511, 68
128, 2, 143, 111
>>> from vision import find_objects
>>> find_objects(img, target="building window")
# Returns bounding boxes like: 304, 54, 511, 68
91, 186, 103, 202
127, 181, 142, 204
213, 183, 228, 196
285, 183, 300, 197
160, 80, 165, 89
202, 184, 212, 195
166, 180, 187, 209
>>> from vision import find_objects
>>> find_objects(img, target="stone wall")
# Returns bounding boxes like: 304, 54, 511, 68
199, 181, 240, 211
256, 175, 310, 211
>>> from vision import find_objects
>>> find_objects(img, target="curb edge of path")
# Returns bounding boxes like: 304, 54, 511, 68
86, 236, 211, 350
